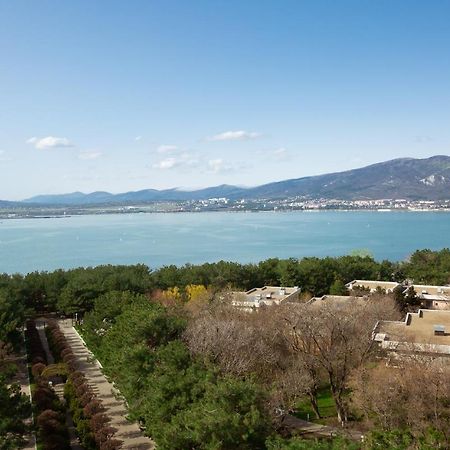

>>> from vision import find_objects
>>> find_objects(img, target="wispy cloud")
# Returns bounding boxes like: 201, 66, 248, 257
152, 152, 199, 170
135, 135, 142, 142
78, 151, 103, 160
207, 130, 261, 142
207, 158, 232, 173
27, 136, 74, 150
152, 157, 179, 169
157, 144, 178, 153
256, 147, 291, 161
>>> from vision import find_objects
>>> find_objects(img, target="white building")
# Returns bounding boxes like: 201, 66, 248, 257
231, 286, 301, 311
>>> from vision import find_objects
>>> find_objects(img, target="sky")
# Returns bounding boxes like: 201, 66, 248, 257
1, 0, 450, 200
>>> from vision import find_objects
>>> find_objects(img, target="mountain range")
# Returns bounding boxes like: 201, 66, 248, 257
15, 155, 450, 205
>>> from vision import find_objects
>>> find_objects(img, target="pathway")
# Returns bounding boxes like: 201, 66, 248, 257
36, 320, 83, 450
57, 319, 155, 450
282, 414, 365, 441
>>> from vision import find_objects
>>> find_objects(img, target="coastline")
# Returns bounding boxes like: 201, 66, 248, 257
2, 206, 450, 221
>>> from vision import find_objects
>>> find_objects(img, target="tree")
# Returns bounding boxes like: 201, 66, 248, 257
402, 248, 450, 285
0, 375, 30, 448
329, 278, 347, 295
0, 289, 24, 350
184, 284, 212, 314
277, 296, 400, 424
184, 301, 288, 382
151, 372, 270, 450
351, 360, 450, 447
266, 435, 359, 450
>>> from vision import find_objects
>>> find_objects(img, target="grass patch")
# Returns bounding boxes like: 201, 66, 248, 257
294, 387, 337, 423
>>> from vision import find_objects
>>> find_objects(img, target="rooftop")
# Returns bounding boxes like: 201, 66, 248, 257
346, 280, 400, 291
374, 309, 450, 348
406, 284, 450, 297
232, 286, 300, 308
308, 295, 356, 306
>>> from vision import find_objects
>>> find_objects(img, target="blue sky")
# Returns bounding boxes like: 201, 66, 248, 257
1, 0, 449, 200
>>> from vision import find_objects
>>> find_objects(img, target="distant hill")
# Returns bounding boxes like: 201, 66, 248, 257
22, 155, 450, 205
0, 200, 24, 207
243, 155, 450, 200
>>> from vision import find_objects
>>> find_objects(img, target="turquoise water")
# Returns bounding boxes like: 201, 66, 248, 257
0, 211, 449, 274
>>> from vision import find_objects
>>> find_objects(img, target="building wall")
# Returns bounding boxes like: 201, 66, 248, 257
426, 299, 450, 310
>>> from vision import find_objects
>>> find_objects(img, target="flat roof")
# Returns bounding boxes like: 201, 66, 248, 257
232, 286, 300, 305
347, 280, 400, 289
308, 295, 366, 308
376, 309, 450, 346
244, 286, 299, 299
309, 295, 356, 305
407, 284, 450, 296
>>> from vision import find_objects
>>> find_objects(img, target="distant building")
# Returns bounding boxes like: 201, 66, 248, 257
307, 295, 368, 311
345, 280, 400, 293
345, 279, 450, 310
373, 309, 450, 357
231, 286, 300, 311
404, 284, 450, 310
308, 295, 354, 305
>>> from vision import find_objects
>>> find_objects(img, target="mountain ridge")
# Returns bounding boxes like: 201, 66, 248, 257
18, 155, 450, 205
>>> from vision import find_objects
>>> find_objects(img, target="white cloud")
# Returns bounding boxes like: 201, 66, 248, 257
208, 159, 222, 172
152, 157, 179, 169
208, 130, 261, 142
135, 136, 142, 142
78, 151, 103, 160
157, 144, 178, 153
207, 158, 228, 173
26, 136, 74, 150
152, 152, 200, 170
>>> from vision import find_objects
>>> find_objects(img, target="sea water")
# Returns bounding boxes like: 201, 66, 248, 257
0, 211, 449, 274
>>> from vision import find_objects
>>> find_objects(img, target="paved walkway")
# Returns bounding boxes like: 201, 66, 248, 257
58, 319, 155, 450
283, 415, 364, 441
36, 320, 83, 450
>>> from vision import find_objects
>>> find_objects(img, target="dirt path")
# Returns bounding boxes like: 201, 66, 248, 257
57, 319, 155, 450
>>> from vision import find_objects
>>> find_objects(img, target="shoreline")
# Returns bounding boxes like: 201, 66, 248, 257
2, 207, 450, 221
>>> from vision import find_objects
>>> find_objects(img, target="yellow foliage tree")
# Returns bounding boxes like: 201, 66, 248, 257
184, 284, 211, 314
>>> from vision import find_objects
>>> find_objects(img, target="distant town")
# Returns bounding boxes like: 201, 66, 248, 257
1, 197, 450, 219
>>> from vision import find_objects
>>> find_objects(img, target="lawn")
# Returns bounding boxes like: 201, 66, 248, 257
294, 387, 337, 423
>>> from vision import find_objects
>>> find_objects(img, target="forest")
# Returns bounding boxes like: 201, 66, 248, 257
1, 248, 450, 449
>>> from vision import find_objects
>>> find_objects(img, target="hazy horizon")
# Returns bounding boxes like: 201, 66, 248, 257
1, 1, 450, 200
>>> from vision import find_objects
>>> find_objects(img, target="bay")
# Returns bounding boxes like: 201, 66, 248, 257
0, 211, 449, 274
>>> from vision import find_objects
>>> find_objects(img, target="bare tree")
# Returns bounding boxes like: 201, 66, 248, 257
350, 364, 408, 429
185, 293, 402, 426
276, 295, 401, 424
184, 300, 288, 381
184, 296, 322, 424
351, 358, 450, 446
